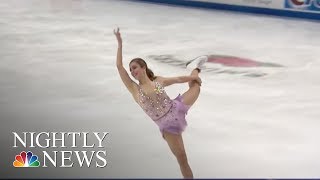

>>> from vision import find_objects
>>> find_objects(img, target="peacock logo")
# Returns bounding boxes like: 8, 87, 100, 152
13, 151, 40, 167
286, 0, 320, 8
291, 0, 307, 6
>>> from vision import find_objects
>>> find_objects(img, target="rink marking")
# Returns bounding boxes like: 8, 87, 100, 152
147, 54, 284, 78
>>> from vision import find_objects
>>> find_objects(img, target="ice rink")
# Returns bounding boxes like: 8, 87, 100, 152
1, 0, 320, 178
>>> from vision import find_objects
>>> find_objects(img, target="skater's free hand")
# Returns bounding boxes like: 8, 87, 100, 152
113, 27, 122, 46
192, 75, 202, 86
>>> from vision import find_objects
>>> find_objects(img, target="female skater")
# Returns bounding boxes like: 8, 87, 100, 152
114, 27, 206, 178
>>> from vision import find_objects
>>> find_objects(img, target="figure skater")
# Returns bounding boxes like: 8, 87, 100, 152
113, 27, 206, 178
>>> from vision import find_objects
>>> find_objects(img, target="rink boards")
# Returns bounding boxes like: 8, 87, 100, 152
134, 0, 320, 20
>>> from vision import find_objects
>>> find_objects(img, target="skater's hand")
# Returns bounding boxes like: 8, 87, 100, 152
192, 75, 202, 86
113, 27, 122, 46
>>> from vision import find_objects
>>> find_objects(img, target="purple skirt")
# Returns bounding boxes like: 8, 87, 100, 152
154, 94, 190, 137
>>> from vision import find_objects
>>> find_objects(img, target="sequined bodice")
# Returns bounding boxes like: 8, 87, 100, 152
138, 81, 173, 121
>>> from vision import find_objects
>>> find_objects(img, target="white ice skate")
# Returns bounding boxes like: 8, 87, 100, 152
186, 55, 208, 72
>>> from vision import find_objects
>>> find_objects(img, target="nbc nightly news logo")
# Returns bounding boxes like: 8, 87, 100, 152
12, 132, 109, 168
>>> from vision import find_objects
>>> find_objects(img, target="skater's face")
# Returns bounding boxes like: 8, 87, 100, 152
129, 61, 145, 80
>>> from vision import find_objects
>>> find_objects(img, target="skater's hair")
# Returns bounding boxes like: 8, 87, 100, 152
130, 58, 156, 81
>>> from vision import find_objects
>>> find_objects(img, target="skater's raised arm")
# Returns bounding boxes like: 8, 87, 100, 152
114, 27, 137, 95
